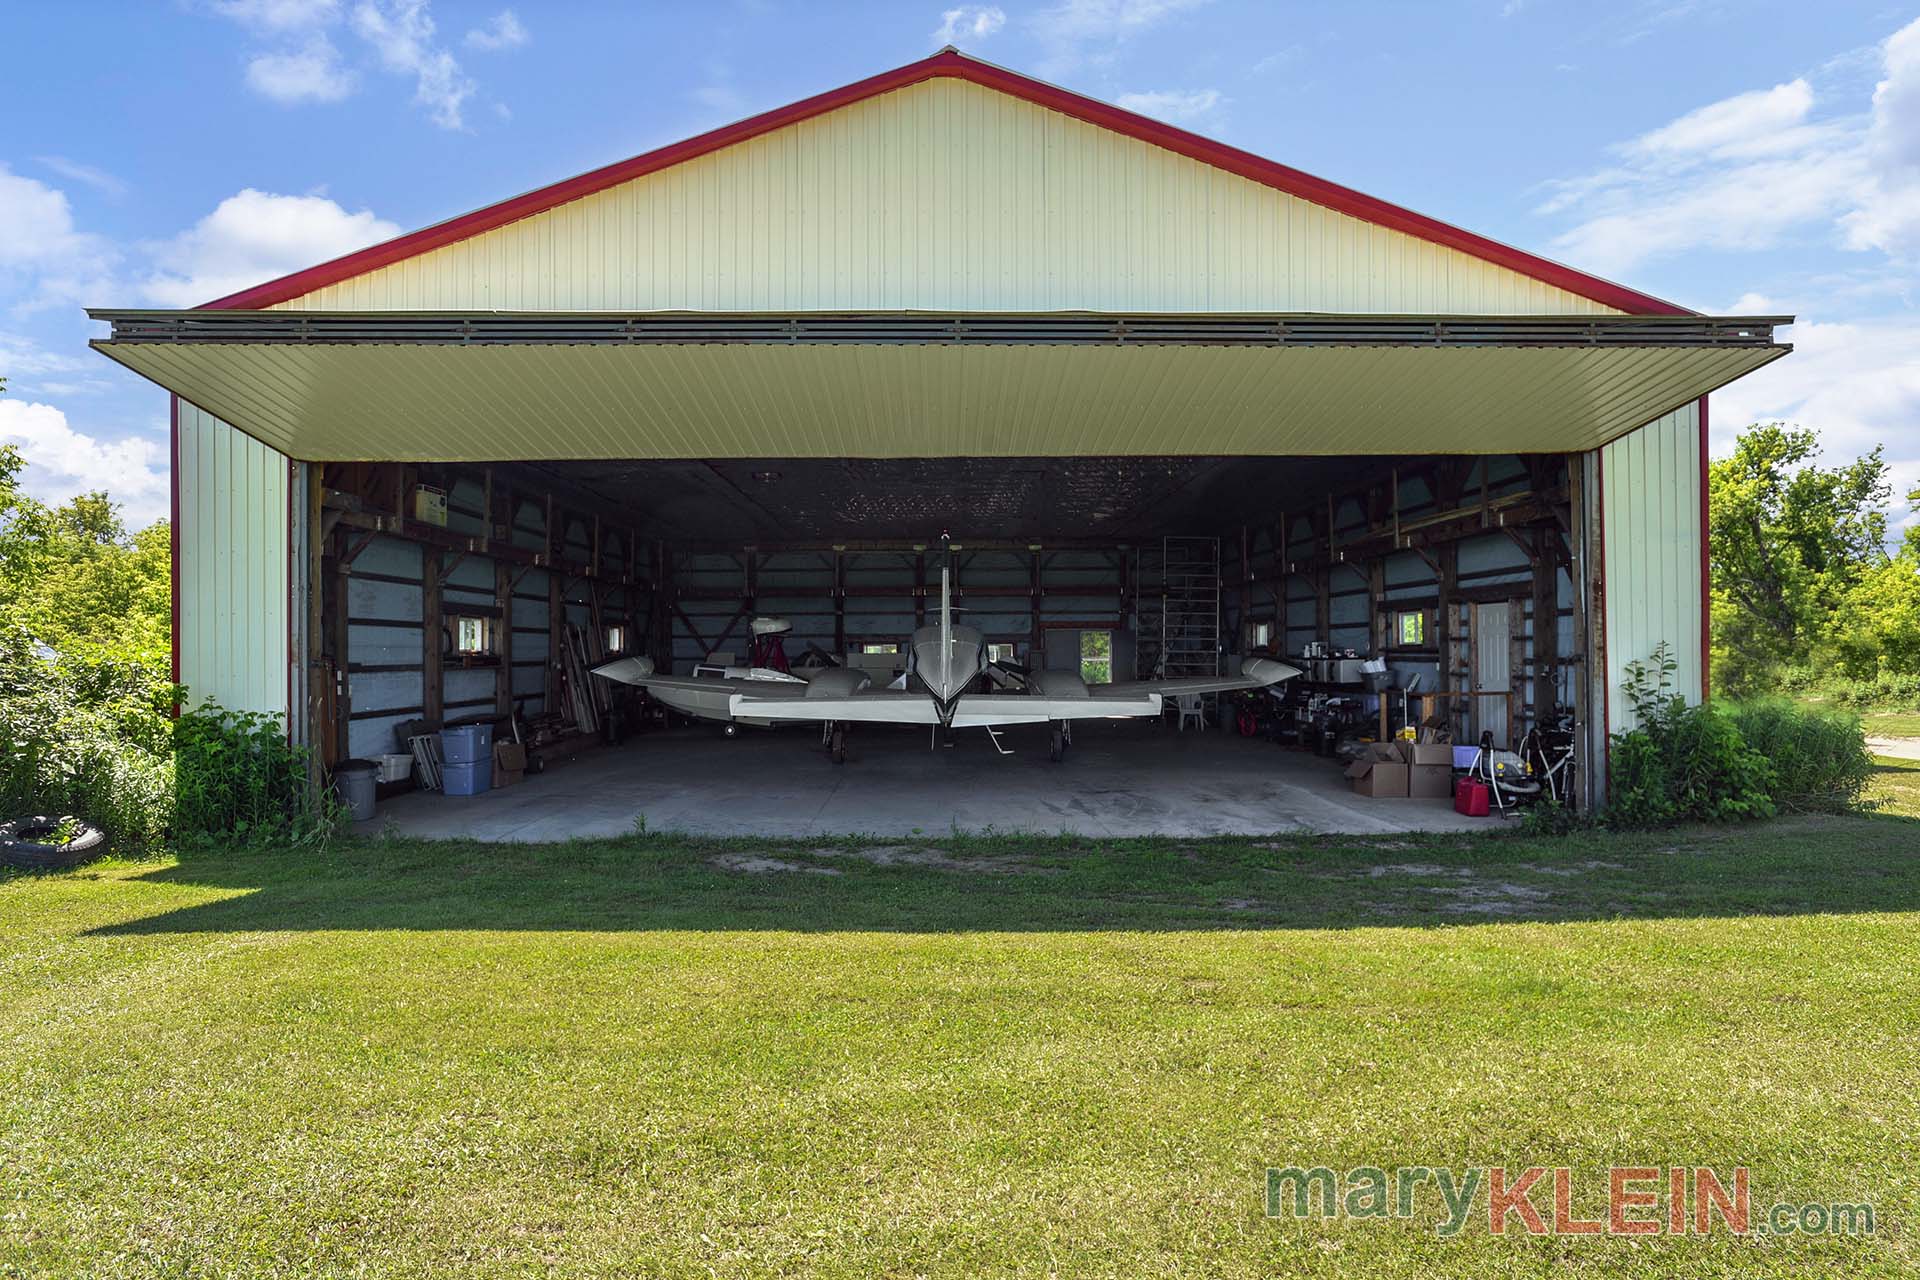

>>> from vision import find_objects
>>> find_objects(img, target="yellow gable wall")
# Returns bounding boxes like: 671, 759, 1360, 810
276, 78, 1621, 315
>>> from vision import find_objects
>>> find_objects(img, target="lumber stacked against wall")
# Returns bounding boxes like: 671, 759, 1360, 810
557, 622, 610, 734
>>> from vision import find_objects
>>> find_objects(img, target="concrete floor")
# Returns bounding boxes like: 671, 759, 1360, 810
359, 719, 1486, 840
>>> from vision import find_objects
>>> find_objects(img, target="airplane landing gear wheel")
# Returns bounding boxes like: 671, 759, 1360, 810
1048, 722, 1067, 763
829, 724, 847, 764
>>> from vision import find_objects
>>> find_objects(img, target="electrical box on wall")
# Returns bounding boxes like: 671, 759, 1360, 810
413, 485, 448, 526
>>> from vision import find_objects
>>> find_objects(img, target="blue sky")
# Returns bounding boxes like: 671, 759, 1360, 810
4, 0, 1919, 531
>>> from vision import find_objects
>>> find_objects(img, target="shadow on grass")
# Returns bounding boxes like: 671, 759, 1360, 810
81, 809, 1920, 936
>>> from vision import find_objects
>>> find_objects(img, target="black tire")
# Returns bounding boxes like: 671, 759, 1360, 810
1049, 724, 1065, 763
830, 725, 848, 764
0, 816, 106, 871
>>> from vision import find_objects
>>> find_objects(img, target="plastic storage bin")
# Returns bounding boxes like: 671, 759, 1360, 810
442, 760, 492, 797
440, 723, 494, 765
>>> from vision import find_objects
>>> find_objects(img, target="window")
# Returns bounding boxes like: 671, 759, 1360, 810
1079, 630, 1112, 685
452, 615, 494, 656
606, 624, 628, 653
1248, 620, 1274, 650
987, 643, 1017, 664
1396, 610, 1427, 647
860, 642, 899, 655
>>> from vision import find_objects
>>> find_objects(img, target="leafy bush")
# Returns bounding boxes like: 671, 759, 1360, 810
1824, 667, 1920, 710
173, 705, 340, 847
1607, 644, 1775, 828
1725, 699, 1874, 814
0, 626, 175, 848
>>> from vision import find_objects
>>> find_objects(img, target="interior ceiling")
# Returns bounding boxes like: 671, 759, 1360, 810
517, 455, 1418, 543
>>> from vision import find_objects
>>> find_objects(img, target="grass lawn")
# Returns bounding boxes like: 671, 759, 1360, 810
4, 792, 1918, 1276
1862, 710, 1920, 739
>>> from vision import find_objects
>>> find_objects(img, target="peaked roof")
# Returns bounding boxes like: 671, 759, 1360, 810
204, 49, 1689, 316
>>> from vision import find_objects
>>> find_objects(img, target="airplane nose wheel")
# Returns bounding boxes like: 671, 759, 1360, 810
829, 724, 848, 764
1048, 721, 1068, 763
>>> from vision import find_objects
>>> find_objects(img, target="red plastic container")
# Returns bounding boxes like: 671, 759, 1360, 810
1453, 778, 1491, 817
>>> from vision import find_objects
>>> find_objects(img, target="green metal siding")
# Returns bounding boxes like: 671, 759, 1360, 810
1602, 401, 1704, 729
175, 398, 290, 718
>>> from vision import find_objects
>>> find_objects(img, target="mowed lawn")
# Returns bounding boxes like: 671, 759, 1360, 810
4, 767, 1918, 1277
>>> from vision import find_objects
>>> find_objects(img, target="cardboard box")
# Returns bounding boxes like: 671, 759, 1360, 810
493, 740, 526, 787
1408, 763, 1453, 798
1408, 742, 1453, 767
1345, 744, 1409, 797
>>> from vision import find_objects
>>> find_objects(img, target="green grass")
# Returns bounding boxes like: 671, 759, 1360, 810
1862, 711, 1920, 739
5, 811, 1919, 1277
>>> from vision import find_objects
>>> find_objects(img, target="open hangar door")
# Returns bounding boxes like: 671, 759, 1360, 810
282, 441, 1600, 836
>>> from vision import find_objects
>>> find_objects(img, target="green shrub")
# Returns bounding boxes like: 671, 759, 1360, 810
173, 705, 339, 847
1825, 668, 1920, 710
1607, 644, 1775, 828
1726, 698, 1874, 814
0, 626, 175, 848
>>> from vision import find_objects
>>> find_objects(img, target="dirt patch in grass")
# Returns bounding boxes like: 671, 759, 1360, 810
808, 844, 1041, 874
710, 853, 841, 876
1367, 862, 1471, 878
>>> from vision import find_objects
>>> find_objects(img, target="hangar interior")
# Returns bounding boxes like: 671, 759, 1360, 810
295, 441, 1588, 837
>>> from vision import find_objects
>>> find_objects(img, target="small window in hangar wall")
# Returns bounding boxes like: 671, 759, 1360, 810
452, 614, 496, 656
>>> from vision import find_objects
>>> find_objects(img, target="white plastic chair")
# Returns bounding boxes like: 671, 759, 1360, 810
1176, 694, 1207, 732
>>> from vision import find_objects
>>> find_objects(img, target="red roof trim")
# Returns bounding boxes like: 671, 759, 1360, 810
205, 49, 1690, 316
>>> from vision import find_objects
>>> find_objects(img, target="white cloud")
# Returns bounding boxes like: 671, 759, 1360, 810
210, 0, 340, 31
0, 333, 92, 379
1709, 317, 1920, 536
1840, 17, 1920, 255
464, 9, 527, 51
0, 399, 169, 529
1538, 79, 1864, 275
0, 166, 95, 269
351, 0, 476, 129
1626, 79, 1819, 161
1029, 0, 1210, 72
0, 166, 116, 311
933, 5, 1005, 45
34, 156, 125, 199
245, 37, 355, 103
142, 189, 400, 307
1115, 88, 1222, 124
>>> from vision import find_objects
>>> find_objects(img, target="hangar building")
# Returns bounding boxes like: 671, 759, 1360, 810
91, 50, 1788, 836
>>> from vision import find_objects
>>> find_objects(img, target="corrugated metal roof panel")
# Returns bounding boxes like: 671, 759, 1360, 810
101, 338, 1781, 463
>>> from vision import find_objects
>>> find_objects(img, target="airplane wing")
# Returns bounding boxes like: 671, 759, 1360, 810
1100, 657, 1302, 699
593, 656, 941, 726
730, 689, 940, 725
949, 694, 1161, 727
950, 657, 1299, 727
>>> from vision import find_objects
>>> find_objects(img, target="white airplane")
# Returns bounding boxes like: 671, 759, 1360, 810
592, 548, 1299, 763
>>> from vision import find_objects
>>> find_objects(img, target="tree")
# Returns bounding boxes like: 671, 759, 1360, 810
1708, 425, 1892, 692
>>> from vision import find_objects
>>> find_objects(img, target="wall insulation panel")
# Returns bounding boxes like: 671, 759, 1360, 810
174, 398, 289, 718
1602, 400, 1705, 727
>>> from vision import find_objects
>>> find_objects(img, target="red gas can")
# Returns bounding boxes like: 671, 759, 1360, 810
1454, 778, 1491, 817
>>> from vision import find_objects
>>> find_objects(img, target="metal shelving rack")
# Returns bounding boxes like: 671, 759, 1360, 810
1135, 536, 1222, 681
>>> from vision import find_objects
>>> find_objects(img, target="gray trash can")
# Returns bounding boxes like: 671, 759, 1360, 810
335, 760, 378, 822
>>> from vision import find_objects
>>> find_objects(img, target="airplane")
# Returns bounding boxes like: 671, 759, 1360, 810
592, 542, 1299, 763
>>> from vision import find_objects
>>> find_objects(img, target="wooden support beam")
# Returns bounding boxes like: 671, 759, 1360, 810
422, 547, 444, 726
495, 557, 514, 717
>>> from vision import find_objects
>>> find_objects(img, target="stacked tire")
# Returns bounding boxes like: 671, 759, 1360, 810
0, 816, 106, 870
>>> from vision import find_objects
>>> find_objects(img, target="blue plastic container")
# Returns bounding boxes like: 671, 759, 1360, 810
440, 723, 494, 765
442, 760, 492, 796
